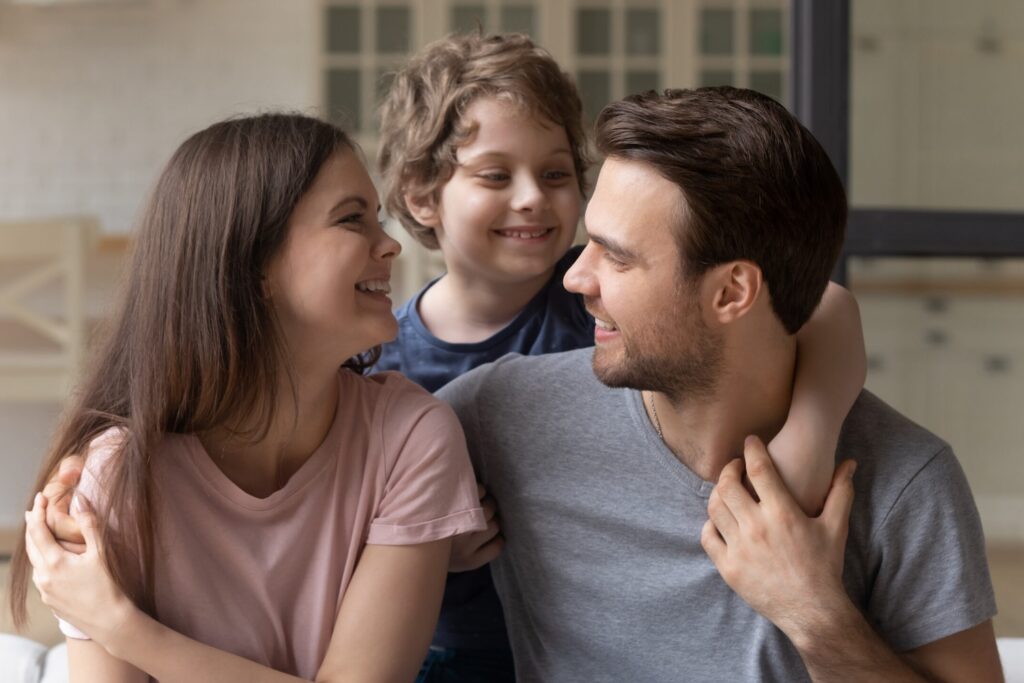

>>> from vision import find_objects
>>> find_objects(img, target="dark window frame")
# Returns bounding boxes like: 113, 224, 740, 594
790, 0, 1024, 284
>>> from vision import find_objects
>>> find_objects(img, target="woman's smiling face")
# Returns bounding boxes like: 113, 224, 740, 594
266, 147, 401, 366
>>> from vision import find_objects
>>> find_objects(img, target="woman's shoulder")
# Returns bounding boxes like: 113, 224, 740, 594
340, 369, 459, 436
342, 368, 438, 405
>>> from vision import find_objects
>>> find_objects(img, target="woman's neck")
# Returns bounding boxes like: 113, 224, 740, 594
418, 266, 554, 344
199, 365, 339, 498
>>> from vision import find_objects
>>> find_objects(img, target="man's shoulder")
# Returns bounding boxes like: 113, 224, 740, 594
452, 347, 594, 388
437, 347, 598, 411
841, 390, 966, 526
841, 390, 951, 467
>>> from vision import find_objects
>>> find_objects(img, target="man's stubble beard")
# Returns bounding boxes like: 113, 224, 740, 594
591, 294, 724, 406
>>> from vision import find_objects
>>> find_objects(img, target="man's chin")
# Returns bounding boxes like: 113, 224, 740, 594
591, 348, 643, 390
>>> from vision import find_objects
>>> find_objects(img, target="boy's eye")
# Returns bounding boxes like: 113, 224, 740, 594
477, 171, 510, 183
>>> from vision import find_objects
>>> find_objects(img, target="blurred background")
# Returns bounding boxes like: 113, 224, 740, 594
1, 0, 1022, 648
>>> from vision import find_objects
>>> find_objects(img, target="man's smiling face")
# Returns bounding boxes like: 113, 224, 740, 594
563, 156, 723, 402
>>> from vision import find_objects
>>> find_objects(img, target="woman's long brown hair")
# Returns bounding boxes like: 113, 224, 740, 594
9, 113, 371, 627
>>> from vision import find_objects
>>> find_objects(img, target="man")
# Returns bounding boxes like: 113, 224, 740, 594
437, 88, 1002, 681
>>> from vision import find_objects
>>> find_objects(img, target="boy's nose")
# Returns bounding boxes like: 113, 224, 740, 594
510, 177, 547, 213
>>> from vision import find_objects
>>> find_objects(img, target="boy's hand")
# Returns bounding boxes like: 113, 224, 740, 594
450, 484, 504, 572
41, 455, 86, 553
701, 436, 856, 640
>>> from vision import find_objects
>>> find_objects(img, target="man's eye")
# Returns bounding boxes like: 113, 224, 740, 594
603, 252, 628, 269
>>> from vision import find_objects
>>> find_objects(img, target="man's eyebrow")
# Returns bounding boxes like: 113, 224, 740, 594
587, 232, 640, 261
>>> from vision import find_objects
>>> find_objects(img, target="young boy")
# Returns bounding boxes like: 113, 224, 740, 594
375, 32, 865, 682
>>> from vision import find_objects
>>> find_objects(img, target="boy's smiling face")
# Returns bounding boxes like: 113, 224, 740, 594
409, 96, 581, 286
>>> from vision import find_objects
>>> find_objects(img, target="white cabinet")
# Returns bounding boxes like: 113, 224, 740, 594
860, 289, 1024, 524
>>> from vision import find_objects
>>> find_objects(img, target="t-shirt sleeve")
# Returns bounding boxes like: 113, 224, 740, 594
57, 428, 123, 641
366, 380, 486, 545
866, 446, 997, 651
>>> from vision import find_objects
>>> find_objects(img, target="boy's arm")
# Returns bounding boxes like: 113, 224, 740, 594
770, 283, 866, 515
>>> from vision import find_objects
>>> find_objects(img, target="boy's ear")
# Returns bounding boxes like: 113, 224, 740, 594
404, 190, 441, 228
704, 260, 763, 325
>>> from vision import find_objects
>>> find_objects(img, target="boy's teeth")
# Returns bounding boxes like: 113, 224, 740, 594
501, 228, 548, 239
356, 279, 391, 294
595, 318, 617, 331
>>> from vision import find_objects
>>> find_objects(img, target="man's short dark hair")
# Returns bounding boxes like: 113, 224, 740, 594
595, 87, 847, 334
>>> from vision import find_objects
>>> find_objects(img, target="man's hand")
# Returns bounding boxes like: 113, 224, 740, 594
41, 455, 86, 553
700, 435, 856, 641
450, 484, 503, 573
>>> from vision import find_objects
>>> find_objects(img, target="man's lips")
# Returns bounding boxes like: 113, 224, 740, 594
587, 305, 620, 342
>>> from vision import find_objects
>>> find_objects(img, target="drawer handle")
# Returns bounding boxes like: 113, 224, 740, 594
984, 356, 1011, 375
925, 329, 948, 347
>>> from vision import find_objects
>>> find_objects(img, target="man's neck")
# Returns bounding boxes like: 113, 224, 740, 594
646, 339, 796, 482
418, 266, 554, 344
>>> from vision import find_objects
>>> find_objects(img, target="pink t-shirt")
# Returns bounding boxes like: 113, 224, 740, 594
59, 370, 485, 678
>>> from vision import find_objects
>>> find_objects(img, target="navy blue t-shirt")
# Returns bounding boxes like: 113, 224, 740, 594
374, 246, 593, 650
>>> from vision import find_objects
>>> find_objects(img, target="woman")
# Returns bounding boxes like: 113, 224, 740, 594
10, 113, 485, 681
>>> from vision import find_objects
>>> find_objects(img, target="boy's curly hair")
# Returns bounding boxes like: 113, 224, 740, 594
378, 31, 590, 249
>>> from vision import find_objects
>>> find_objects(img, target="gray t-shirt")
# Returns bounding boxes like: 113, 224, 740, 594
438, 348, 996, 682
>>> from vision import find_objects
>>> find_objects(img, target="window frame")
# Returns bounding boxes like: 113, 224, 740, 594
790, 0, 1024, 284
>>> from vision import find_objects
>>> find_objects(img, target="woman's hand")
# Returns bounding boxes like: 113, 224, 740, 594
23, 492, 137, 651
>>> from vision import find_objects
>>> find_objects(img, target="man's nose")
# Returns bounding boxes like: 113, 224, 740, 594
563, 244, 596, 295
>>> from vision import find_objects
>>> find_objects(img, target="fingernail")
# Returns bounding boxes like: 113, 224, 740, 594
848, 462, 858, 479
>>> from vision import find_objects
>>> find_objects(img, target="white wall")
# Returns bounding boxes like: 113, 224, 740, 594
0, 0, 322, 234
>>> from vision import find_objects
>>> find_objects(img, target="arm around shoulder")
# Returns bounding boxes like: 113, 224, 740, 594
771, 282, 866, 514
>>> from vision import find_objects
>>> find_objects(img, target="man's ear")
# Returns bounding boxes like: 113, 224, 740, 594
704, 261, 763, 325
404, 190, 441, 229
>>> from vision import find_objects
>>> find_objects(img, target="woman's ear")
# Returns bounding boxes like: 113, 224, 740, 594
705, 261, 763, 325
404, 190, 441, 229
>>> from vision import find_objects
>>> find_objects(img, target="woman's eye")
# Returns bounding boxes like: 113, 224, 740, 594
337, 213, 365, 227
